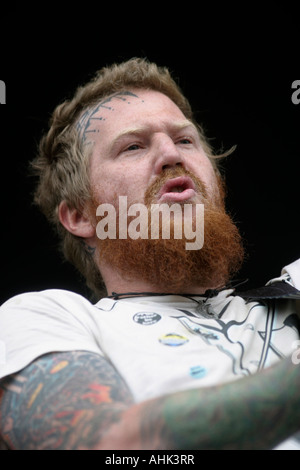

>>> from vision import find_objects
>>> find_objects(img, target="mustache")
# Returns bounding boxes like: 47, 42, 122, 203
144, 166, 208, 205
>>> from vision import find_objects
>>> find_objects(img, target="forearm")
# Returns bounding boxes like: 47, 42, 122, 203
1, 352, 299, 450
97, 358, 300, 450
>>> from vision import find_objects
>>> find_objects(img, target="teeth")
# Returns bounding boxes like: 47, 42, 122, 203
170, 186, 184, 193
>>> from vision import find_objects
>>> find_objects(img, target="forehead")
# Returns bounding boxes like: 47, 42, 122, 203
76, 89, 188, 146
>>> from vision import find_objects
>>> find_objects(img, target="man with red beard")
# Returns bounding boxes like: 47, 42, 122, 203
0, 59, 300, 450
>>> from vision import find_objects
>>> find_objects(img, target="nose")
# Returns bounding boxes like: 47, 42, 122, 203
153, 133, 184, 175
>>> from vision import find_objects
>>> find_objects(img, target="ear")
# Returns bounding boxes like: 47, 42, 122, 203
58, 200, 95, 239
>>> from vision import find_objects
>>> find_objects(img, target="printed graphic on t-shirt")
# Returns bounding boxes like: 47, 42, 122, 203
171, 300, 300, 377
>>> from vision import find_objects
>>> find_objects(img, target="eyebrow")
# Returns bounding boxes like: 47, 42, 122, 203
109, 120, 198, 152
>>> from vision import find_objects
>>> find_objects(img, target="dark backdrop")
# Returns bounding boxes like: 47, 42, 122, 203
1, 8, 299, 304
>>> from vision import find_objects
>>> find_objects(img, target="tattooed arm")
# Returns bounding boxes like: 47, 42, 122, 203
0, 351, 135, 450
0, 351, 300, 450
98, 357, 300, 450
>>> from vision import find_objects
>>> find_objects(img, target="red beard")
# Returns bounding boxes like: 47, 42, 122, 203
93, 167, 244, 293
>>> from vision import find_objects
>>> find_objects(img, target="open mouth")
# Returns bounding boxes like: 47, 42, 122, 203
157, 176, 196, 203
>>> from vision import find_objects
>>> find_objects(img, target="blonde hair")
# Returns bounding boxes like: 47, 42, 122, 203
32, 58, 223, 299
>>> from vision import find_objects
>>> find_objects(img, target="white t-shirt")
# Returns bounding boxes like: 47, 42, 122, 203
1, 258, 300, 449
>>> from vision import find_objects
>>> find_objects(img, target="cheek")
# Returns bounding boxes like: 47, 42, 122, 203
90, 164, 147, 205
190, 158, 221, 201
190, 156, 216, 185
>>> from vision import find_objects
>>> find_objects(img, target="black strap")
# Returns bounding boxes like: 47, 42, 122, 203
234, 281, 300, 301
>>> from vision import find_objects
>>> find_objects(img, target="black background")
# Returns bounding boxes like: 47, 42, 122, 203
0, 7, 299, 304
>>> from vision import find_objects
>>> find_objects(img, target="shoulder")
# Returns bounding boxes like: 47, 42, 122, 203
1, 289, 89, 307
0, 289, 98, 322
0, 288, 101, 339
0, 289, 105, 380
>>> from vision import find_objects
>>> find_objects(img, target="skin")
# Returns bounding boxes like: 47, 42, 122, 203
1, 89, 299, 449
0, 351, 300, 450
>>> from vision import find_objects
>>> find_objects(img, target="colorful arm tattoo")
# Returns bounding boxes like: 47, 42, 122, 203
0, 351, 134, 450
96, 358, 300, 450
0, 352, 300, 449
